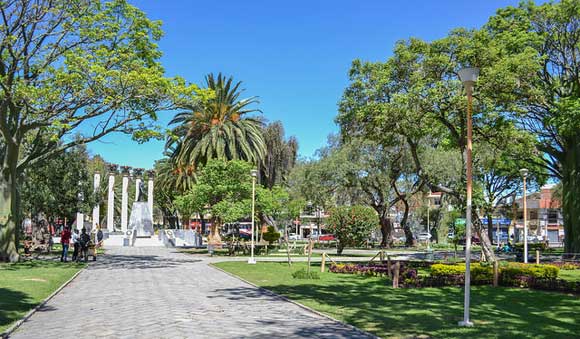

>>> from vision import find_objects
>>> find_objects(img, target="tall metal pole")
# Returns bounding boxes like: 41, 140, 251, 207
523, 175, 528, 263
458, 67, 478, 328
427, 197, 431, 251
248, 170, 257, 264
461, 85, 474, 327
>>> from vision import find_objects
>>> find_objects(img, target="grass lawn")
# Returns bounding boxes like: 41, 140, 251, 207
0, 261, 84, 333
214, 261, 580, 339
559, 269, 580, 282
178, 247, 322, 258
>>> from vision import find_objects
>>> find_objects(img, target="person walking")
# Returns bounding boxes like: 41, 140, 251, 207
94, 226, 104, 260
71, 229, 80, 262
79, 228, 91, 262
60, 227, 71, 262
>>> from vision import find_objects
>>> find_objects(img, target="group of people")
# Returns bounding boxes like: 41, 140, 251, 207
59, 226, 103, 262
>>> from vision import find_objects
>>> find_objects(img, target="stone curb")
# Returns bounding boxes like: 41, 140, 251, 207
1, 265, 85, 339
209, 262, 381, 339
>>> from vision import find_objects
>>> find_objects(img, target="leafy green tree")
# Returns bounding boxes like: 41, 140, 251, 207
175, 160, 253, 244
167, 73, 266, 168
480, 1, 580, 253
326, 205, 378, 255
20, 144, 95, 224
0, 0, 200, 261
336, 35, 527, 261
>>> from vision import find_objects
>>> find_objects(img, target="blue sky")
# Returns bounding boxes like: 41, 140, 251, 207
88, 0, 525, 169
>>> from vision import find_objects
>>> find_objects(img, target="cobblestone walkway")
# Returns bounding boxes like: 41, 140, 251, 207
10, 247, 373, 339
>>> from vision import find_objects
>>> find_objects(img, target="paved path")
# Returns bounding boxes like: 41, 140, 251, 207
11, 247, 373, 339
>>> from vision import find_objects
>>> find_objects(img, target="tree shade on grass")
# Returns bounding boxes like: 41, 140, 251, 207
0, 261, 84, 333
213, 261, 580, 339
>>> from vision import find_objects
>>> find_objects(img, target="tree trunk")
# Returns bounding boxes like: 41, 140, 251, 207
284, 224, 292, 267
0, 144, 20, 262
487, 214, 494, 245
208, 217, 222, 245
473, 212, 497, 263
401, 200, 415, 247
379, 215, 394, 248
337, 242, 345, 255
562, 134, 580, 257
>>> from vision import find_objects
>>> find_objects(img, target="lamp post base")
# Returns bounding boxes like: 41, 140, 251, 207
458, 320, 474, 327
247, 258, 257, 264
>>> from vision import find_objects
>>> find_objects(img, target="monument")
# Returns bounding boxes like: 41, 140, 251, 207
127, 169, 154, 237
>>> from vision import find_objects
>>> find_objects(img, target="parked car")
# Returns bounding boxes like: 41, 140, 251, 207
288, 233, 301, 240
447, 232, 455, 239
527, 235, 543, 243
416, 232, 432, 241
318, 234, 335, 241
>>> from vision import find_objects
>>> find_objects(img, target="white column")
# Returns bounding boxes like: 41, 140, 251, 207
121, 174, 129, 232
147, 175, 154, 221
107, 170, 115, 232
92, 172, 100, 230
76, 212, 84, 231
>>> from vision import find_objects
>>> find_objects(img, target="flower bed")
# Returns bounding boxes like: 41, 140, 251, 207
328, 261, 579, 293
329, 263, 393, 277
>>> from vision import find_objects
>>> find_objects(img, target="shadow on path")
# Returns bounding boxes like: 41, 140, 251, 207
88, 253, 201, 271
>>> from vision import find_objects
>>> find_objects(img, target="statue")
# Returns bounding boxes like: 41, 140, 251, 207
136, 181, 146, 202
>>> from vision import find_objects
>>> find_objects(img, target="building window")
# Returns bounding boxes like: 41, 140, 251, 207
529, 210, 538, 220
547, 210, 558, 224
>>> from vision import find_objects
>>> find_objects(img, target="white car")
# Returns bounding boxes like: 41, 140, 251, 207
288, 233, 301, 240
416, 232, 432, 241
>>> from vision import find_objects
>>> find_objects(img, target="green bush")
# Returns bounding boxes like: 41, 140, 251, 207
430, 263, 493, 282
501, 263, 559, 280
292, 268, 320, 280
263, 226, 281, 244
471, 264, 493, 282
430, 264, 465, 276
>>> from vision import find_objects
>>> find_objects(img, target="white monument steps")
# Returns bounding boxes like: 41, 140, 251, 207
103, 234, 164, 247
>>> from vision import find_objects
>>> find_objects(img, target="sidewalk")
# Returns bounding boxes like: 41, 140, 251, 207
10, 247, 373, 339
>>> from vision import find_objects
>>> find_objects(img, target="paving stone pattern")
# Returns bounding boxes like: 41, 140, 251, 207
11, 247, 373, 339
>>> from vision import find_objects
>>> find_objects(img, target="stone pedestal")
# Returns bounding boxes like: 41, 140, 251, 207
129, 202, 154, 237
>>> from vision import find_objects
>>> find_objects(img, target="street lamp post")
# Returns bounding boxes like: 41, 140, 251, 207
520, 168, 529, 263
458, 66, 479, 327
248, 169, 258, 265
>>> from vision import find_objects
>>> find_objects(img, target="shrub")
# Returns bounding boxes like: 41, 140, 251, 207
326, 205, 378, 255
292, 268, 320, 279
401, 268, 419, 287
501, 263, 559, 281
329, 263, 389, 276
430, 264, 465, 276
471, 264, 493, 283
263, 226, 281, 244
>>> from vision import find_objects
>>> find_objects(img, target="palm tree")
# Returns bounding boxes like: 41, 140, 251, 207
167, 73, 266, 168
